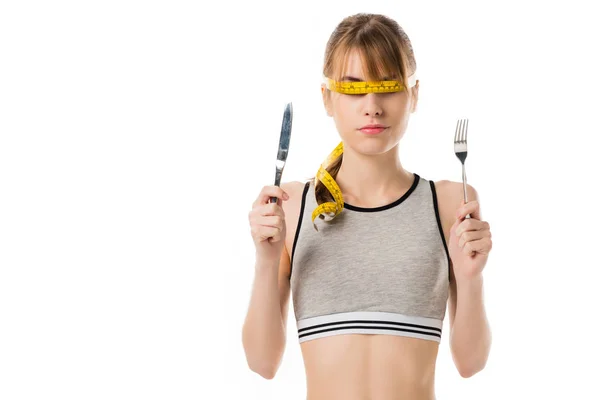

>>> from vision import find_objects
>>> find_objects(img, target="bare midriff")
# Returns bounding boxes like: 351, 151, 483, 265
300, 334, 439, 400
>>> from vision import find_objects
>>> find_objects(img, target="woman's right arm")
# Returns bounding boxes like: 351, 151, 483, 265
241, 184, 293, 379
241, 245, 291, 379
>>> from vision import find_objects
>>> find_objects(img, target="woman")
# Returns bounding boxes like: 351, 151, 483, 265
242, 13, 493, 400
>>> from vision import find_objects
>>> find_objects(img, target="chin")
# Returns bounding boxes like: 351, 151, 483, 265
348, 137, 398, 155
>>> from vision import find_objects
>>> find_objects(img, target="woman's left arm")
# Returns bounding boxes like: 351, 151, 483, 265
447, 184, 493, 378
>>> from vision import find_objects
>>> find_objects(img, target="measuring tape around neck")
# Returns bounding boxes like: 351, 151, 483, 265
311, 141, 345, 230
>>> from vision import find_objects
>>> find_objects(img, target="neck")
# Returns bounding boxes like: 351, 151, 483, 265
336, 143, 413, 207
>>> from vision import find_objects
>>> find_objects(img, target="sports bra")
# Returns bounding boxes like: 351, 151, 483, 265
289, 173, 450, 344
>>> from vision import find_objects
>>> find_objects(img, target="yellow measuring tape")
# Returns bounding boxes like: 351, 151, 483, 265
323, 78, 406, 95
322, 73, 416, 95
312, 141, 345, 230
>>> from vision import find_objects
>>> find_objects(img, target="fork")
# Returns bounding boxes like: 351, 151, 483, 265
454, 119, 471, 219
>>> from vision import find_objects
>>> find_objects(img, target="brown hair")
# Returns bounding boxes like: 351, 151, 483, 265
310, 13, 418, 222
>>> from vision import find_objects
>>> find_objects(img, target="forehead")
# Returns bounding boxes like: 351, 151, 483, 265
340, 50, 364, 75
332, 49, 365, 79
332, 48, 396, 81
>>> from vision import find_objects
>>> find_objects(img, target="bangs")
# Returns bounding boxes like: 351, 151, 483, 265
330, 35, 408, 84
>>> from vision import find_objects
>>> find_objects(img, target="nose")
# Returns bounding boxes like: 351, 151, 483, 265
362, 93, 383, 116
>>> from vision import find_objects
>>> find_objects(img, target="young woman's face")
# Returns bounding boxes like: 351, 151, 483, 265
322, 49, 419, 155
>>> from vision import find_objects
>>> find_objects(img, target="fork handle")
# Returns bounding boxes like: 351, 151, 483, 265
462, 163, 471, 219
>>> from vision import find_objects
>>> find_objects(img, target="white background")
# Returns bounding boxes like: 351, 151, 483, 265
1, 1, 599, 399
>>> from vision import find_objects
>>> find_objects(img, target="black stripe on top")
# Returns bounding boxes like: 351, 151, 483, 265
343, 173, 420, 212
298, 319, 442, 339
429, 180, 451, 282
289, 181, 310, 279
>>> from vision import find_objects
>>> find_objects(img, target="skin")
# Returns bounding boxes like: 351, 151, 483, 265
268, 50, 493, 399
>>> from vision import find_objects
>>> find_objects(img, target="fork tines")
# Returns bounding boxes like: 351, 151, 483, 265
454, 119, 468, 157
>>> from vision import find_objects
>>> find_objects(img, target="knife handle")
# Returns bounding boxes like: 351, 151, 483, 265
270, 167, 284, 203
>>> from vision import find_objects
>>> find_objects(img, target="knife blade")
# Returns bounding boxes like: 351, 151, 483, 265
270, 102, 293, 203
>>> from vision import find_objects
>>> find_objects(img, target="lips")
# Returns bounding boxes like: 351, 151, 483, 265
360, 124, 387, 130
359, 124, 388, 135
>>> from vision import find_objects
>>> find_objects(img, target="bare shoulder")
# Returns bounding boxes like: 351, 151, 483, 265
432, 179, 480, 239
280, 181, 308, 215
280, 180, 310, 263
280, 180, 307, 198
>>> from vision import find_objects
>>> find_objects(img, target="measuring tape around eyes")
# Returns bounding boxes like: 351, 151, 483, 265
323, 79, 405, 95
323, 73, 417, 95
311, 141, 345, 230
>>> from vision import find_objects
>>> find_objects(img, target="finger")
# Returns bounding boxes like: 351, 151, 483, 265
259, 202, 284, 217
256, 215, 284, 229
450, 220, 458, 238
463, 238, 492, 255
252, 225, 282, 242
456, 200, 480, 220
265, 226, 284, 243
249, 202, 281, 219
455, 218, 488, 237
267, 232, 284, 243
254, 186, 289, 207
456, 199, 478, 219
458, 229, 490, 248
253, 186, 286, 207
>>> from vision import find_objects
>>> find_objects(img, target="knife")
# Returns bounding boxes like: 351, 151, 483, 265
270, 102, 293, 203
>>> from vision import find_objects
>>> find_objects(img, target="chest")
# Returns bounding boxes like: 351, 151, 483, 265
291, 210, 449, 310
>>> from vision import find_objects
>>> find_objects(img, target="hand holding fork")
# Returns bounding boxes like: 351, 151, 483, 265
454, 119, 471, 219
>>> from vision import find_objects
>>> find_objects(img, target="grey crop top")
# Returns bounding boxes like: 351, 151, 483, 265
289, 173, 450, 344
